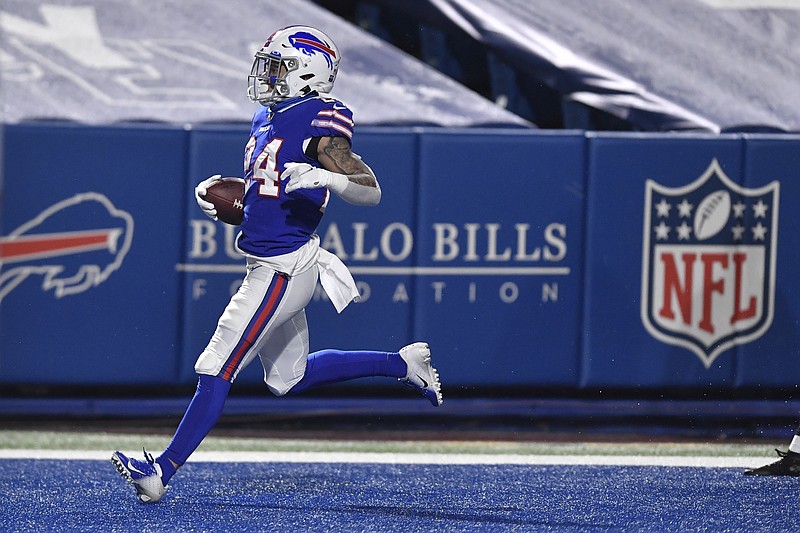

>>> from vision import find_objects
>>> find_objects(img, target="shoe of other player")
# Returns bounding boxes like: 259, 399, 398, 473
111, 449, 167, 502
399, 342, 443, 407
744, 449, 800, 476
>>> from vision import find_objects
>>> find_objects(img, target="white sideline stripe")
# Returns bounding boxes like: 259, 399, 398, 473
0, 449, 765, 468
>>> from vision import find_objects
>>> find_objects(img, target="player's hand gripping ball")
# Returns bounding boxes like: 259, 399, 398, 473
195, 175, 245, 225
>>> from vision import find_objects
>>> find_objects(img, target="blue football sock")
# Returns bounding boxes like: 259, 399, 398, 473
155, 455, 177, 483
159, 374, 231, 483
288, 349, 407, 394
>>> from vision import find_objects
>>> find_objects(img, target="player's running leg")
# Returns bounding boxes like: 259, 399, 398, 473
254, 270, 443, 405
269, 330, 443, 405
112, 265, 291, 502
288, 348, 407, 393
744, 449, 800, 476
111, 374, 230, 502
745, 423, 800, 476
288, 344, 444, 406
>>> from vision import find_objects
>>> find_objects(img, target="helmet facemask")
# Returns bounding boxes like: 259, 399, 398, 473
248, 53, 301, 106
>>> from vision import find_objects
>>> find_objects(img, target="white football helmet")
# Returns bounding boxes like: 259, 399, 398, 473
248, 26, 340, 106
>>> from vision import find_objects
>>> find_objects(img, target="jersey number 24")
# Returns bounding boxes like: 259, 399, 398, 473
244, 136, 283, 198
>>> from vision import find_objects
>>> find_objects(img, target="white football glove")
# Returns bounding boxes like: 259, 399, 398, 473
283, 163, 347, 194
195, 174, 221, 220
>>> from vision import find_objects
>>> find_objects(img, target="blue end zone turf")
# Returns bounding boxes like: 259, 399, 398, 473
2, 459, 798, 531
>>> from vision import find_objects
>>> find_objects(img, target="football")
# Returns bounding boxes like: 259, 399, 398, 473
693, 189, 730, 240
205, 178, 245, 225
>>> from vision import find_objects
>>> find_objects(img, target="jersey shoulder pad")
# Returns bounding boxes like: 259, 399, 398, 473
310, 97, 354, 140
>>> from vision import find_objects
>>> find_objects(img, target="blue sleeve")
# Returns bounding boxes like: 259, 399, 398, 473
308, 98, 355, 143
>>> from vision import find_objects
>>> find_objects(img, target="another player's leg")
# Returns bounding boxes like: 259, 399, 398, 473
745, 424, 800, 476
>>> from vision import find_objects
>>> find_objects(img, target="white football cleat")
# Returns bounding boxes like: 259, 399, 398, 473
399, 342, 443, 407
111, 449, 167, 503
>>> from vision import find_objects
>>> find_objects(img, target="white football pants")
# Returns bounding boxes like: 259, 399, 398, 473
194, 262, 317, 395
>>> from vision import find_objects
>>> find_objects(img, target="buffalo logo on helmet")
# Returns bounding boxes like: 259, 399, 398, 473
288, 31, 336, 69
641, 159, 779, 368
0, 192, 133, 302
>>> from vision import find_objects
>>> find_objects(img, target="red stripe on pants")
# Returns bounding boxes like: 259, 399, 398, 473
220, 273, 287, 382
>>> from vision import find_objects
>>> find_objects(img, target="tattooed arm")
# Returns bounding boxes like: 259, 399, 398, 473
314, 136, 381, 206
317, 137, 377, 186
283, 136, 382, 205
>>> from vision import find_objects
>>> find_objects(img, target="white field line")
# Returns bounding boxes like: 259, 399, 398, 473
0, 449, 766, 468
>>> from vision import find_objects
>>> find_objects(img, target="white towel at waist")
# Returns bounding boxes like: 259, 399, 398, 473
244, 235, 359, 313
316, 247, 360, 313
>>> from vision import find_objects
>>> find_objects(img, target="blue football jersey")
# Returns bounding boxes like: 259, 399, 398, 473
237, 93, 355, 257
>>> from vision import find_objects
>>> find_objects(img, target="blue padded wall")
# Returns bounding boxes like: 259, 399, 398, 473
2, 123, 798, 392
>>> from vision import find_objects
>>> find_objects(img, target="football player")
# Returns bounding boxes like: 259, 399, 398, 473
112, 26, 442, 503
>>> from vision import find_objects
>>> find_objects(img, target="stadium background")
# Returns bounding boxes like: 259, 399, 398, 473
2, 0, 800, 456
3, 1, 800, 530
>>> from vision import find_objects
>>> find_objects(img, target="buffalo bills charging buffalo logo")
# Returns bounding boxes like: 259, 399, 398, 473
641, 159, 779, 367
0, 193, 133, 302
289, 31, 336, 69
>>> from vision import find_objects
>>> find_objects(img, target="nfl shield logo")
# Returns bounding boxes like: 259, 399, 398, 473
641, 159, 780, 367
